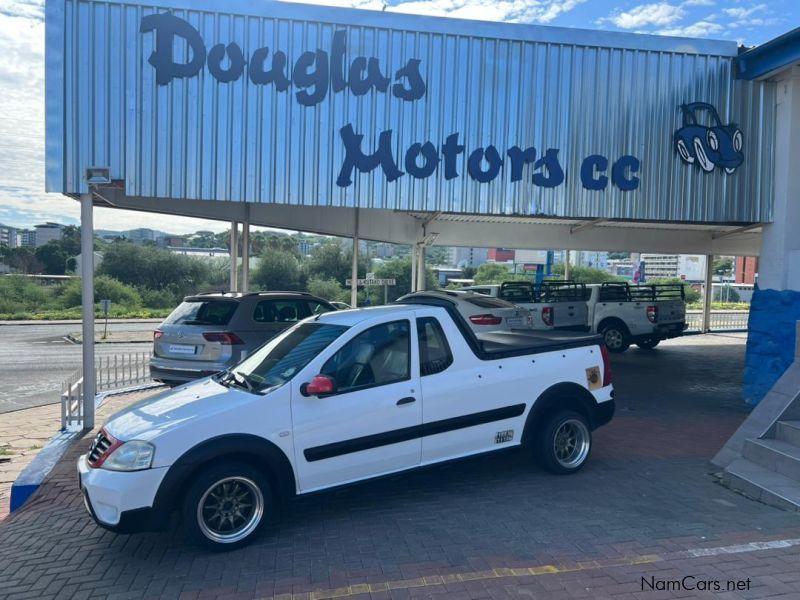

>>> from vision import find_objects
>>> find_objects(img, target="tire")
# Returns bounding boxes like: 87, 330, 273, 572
693, 136, 715, 172
636, 338, 660, 350
535, 410, 592, 474
182, 461, 271, 551
600, 322, 630, 353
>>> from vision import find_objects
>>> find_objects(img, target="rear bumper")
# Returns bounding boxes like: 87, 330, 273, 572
591, 398, 615, 429
149, 358, 229, 383
656, 322, 688, 339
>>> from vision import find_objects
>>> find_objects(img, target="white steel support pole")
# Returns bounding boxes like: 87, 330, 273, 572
229, 221, 239, 291
702, 254, 714, 333
410, 244, 418, 292
564, 250, 571, 280
80, 193, 96, 430
351, 209, 360, 307
417, 245, 426, 291
241, 219, 250, 293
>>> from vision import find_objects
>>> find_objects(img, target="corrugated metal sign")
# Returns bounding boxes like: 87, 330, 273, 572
45, 0, 774, 223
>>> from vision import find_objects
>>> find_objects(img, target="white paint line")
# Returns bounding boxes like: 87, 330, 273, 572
683, 538, 800, 558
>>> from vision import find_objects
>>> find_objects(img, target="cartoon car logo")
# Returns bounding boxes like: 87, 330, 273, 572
674, 102, 743, 174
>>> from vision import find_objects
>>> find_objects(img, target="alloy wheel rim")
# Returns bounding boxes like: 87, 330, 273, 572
197, 476, 264, 543
604, 329, 623, 349
553, 419, 590, 469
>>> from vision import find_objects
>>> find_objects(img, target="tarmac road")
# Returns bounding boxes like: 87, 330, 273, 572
0, 321, 157, 414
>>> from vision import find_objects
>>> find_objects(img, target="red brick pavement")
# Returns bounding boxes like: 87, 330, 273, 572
2, 335, 800, 599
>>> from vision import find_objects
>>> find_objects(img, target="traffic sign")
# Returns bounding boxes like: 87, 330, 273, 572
345, 278, 396, 286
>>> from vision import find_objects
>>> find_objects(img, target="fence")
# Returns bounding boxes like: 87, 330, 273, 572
62, 352, 153, 431
686, 310, 750, 332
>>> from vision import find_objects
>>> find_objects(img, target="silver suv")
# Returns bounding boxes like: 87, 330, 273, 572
150, 291, 336, 385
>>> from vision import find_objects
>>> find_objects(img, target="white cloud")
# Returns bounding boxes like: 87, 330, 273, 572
658, 20, 723, 36
723, 3, 767, 20
682, 0, 714, 6
301, 0, 588, 24
599, 3, 685, 29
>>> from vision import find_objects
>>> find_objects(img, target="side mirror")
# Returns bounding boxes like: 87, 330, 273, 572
301, 374, 336, 397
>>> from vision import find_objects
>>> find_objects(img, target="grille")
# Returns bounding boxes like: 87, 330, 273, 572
87, 431, 112, 466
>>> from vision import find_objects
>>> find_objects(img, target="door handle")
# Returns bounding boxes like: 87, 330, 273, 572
396, 397, 416, 406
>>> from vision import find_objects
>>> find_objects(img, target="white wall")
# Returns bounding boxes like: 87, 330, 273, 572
759, 66, 800, 291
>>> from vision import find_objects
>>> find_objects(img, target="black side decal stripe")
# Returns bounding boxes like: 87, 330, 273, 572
303, 403, 526, 462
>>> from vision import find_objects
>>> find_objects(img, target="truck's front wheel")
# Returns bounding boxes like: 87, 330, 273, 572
183, 461, 271, 551
536, 410, 592, 474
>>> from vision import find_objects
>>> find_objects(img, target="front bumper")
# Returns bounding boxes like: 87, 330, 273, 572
78, 454, 170, 533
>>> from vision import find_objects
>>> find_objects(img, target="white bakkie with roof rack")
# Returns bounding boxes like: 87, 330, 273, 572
585, 282, 688, 353
78, 300, 614, 550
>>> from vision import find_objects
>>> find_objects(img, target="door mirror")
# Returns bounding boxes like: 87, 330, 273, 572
301, 374, 336, 397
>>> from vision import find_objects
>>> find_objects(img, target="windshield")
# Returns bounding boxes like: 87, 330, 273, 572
164, 299, 238, 326
223, 322, 348, 393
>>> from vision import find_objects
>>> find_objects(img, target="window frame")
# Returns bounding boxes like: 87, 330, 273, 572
416, 317, 454, 376
319, 319, 412, 396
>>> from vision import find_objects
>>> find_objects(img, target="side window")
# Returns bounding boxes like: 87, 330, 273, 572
417, 317, 453, 376
321, 320, 410, 393
307, 301, 333, 316
253, 300, 311, 323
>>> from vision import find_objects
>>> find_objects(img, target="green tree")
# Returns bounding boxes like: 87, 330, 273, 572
307, 277, 347, 302
59, 275, 142, 308
473, 262, 511, 284
714, 285, 740, 303
607, 251, 630, 260
714, 257, 734, 276
461, 266, 477, 280
35, 241, 69, 275
306, 238, 370, 284
98, 241, 210, 296
60, 225, 82, 256
373, 257, 438, 302
251, 249, 302, 290
425, 246, 450, 266
551, 263, 622, 284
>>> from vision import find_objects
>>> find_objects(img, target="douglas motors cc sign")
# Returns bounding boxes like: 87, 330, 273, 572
141, 13, 642, 192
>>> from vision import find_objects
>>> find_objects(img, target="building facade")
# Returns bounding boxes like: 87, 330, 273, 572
0, 224, 17, 248
640, 254, 707, 281
736, 256, 759, 284
33, 222, 64, 247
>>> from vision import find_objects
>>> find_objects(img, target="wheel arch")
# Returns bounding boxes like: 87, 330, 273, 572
597, 317, 630, 336
521, 382, 600, 446
153, 434, 296, 515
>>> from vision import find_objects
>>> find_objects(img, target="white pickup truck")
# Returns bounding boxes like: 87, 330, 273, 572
78, 301, 614, 550
463, 281, 590, 331
587, 282, 688, 353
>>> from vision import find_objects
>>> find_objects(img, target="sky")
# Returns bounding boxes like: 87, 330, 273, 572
0, 0, 795, 235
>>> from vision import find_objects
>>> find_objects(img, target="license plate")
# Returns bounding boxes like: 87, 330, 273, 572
506, 318, 525, 328
169, 343, 196, 355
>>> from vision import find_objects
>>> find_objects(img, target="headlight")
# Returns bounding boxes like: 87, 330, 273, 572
733, 129, 743, 152
707, 130, 719, 151
101, 440, 155, 471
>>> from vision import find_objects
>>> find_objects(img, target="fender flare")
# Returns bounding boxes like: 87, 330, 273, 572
521, 382, 606, 446
152, 434, 296, 516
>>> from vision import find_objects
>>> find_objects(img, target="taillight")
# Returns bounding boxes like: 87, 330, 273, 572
541, 306, 554, 326
600, 344, 613, 386
646, 305, 658, 323
202, 331, 245, 345
153, 330, 163, 340
469, 314, 503, 326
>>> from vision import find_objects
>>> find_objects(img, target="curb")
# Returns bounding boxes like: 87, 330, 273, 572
0, 318, 163, 326
65, 333, 151, 344
8, 382, 165, 513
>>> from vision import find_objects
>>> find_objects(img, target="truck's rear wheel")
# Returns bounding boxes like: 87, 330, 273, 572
636, 338, 660, 350
183, 461, 271, 551
535, 410, 592, 474
600, 322, 630, 353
